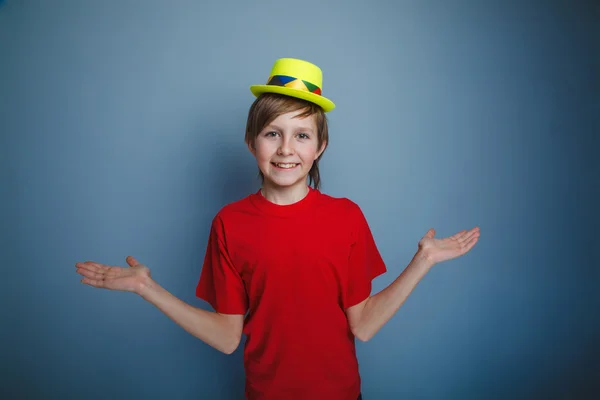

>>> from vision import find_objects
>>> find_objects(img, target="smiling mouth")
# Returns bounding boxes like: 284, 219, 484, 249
271, 162, 299, 169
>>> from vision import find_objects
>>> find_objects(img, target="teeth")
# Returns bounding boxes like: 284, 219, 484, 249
275, 163, 297, 169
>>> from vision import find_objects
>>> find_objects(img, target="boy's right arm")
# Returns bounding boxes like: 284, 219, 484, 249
139, 276, 244, 355
75, 257, 244, 355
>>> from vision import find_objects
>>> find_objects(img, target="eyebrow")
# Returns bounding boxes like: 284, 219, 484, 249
266, 124, 314, 133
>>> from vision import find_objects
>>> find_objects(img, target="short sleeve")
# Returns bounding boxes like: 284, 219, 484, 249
195, 215, 248, 315
344, 206, 387, 309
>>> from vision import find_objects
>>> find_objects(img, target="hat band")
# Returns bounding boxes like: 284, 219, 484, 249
266, 75, 322, 96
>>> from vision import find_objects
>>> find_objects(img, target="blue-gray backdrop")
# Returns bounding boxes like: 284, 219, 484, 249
1, 1, 598, 399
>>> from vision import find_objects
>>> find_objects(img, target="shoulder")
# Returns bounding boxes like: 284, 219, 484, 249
210, 192, 258, 227
314, 190, 365, 220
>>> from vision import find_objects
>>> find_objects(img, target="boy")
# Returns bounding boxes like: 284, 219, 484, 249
75, 58, 480, 400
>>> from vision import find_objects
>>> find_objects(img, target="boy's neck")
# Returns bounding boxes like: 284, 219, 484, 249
260, 182, 310, 205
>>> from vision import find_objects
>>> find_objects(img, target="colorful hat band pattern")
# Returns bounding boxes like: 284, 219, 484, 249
266, 75, 322, 96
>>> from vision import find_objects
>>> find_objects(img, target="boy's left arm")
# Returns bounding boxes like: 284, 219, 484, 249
346, 227, 480, 342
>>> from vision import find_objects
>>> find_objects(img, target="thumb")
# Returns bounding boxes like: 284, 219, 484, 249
126, 255, 141, 267
424, 228, 436, 239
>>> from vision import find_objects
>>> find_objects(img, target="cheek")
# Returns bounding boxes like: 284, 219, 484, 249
253, 143, 272, 162
299, 145, 320, 161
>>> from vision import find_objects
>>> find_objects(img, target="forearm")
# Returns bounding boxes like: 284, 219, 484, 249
137, 277, 241, 354
354, 250, 434, 341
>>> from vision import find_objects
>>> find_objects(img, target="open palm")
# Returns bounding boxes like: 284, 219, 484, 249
418, 227, 480, 264
75, 256, 150, 293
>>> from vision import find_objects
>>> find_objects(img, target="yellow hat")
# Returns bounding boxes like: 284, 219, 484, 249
250, 58, 335, 112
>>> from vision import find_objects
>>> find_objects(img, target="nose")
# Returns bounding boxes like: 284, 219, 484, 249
277, 136, 295, 156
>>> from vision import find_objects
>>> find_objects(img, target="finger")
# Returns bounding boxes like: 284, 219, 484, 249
126, 256, 140, 267
423, 228, 435, 239
80, 277, 106, 289
449, 230, 467, 240
463, 236, 480, 252
469, 229, 481, 241
75, 262, 108, 273
76, 267, 105, 280
458, 228, 480, 243
466, 226, 480, 235
79, 266, 124, 281
75, 263, 98, 273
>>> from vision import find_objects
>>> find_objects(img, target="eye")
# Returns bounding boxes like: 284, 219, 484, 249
297, 133, 310, 139
264, 131, 279, 137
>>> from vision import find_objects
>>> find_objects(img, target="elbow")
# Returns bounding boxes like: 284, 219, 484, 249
353, 328, 373, 343
355, 333, 372, 343
221, 334, 242, 355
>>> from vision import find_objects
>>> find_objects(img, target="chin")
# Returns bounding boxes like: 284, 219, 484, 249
264, 175, 307, 189
270, 178, 304, 188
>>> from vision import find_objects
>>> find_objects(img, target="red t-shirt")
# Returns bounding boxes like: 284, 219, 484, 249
196, 186, 387, 400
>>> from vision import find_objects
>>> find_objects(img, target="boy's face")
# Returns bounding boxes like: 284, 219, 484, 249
249, 109, 325, 191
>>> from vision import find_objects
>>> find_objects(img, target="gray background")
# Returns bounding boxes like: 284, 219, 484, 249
1, 0, 598, 399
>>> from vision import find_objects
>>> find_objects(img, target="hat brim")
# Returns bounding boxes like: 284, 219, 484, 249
250, 85, 335, 112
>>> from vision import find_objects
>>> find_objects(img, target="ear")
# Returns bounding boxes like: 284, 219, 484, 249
247, 140, 256, 156
315, 140, 328, 160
